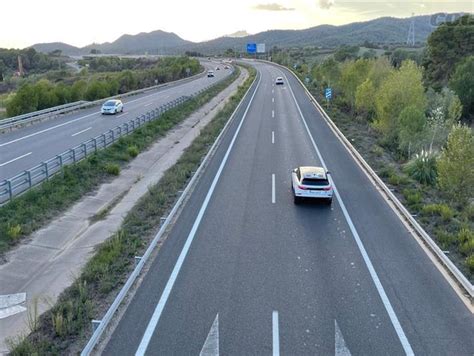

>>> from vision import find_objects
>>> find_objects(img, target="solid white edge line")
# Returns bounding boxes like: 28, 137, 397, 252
71, 126, 92, 137
272, 174, 276, 204
272, 311, 280, 356
134, 74, 262, 356
0, 152, 32, 167
281, 71, 414, 356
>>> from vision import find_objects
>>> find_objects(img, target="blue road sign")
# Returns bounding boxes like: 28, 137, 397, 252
247, 43, 257, 54
325, 88, 332, 100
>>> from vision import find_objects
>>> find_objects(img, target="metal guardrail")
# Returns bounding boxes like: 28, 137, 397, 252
0, 101, 88, 130
263, 60, 474, 300
80, 66, 254, 356
0, 67, 209, 132
0, 82, 218, 204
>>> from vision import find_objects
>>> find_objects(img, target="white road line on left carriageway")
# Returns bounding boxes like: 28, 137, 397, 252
0, 75, 213, 148
272, 174, 276, 204
272, 311, 280, 356
71, 127, 92, 137
0, 152, 32, 167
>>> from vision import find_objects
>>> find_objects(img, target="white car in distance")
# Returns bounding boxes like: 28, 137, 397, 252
275, 77, 284, 85
101, 99, 123, 115
291, 166, 333, 205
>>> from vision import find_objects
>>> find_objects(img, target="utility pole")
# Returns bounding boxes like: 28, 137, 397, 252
407, 13, 415, 47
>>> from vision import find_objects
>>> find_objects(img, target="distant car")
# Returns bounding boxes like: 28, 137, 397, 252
101, 99, 123, 115
215, 66, 220, 70
207, 70, 215, 77
275, 77, 284, 85
224, 65, 230, 69
291, 166, 333, 205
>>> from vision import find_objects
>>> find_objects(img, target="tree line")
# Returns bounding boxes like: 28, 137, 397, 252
6, 56, 201, 117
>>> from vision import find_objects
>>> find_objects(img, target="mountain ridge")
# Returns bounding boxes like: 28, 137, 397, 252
30, 13, 462, 55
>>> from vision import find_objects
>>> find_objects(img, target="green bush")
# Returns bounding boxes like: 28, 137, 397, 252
421, 203, 455, 221
458, 228, 474, 256
7, 224, 22, 240
466, 255, 474, 273
388, 172, 410, 186
435, 229, 456, 250
437, 124, 474, 206
127, 145, 139, 158
104, 163, 120, 176
405, 149, 437, 185
403, 188, 422, 210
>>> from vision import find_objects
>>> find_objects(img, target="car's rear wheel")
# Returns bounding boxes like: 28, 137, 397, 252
294, 195, 300, 204
325, 198, 332, 205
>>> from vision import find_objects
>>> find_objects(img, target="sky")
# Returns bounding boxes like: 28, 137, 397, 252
0, 0, 472, 49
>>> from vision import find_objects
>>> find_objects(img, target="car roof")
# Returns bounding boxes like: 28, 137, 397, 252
105, 99, 120, 104
276, 77, 283, 80
298, 166, 326, 179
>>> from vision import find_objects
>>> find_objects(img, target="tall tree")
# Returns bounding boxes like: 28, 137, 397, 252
423, 14, 474, 89
449, 56, 474, 122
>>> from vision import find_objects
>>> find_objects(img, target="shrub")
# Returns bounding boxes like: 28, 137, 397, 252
404, 149, 437, 185
127, 145, 139, 158
371, 145, 384, 157
437, 124, 474, 206
466, 255, 474, 273
7, 224, 22, 240
421, 204, 455, 221
458, 228, 474, 256
403, 188, 422, 210
387, 172, 410, 186
104, 163, 120, 176
435, 229, 456, 250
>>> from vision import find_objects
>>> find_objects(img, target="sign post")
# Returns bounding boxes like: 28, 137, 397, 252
325, 87, 332, 108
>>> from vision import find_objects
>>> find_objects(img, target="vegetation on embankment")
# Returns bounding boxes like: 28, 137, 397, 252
7, 65, 256, 355
5, 56, 202, 117
0, 66, 239, 258
280, 15, 474, 277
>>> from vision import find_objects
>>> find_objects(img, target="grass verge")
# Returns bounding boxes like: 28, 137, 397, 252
0, 67, 240, 258
7, 65, 256, 355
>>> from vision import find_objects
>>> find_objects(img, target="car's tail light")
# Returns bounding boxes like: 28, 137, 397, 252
298, 185, 308, 190
323, 186, 332, 191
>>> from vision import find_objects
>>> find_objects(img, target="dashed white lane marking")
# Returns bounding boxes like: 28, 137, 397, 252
0, 152, 32, 167
272, 110, 275, 118
116, 113, 128, 118
272, 311, 280, 356
272, 131, 275, 144
272, 174, 276, 204
71, 126, 92, 137
200, 314, 219, 356
144, 102, 153, 107
335, 320, 351, 356
134, 74, 262, 356
272, 97, 274, 103
282, 70, 414, 356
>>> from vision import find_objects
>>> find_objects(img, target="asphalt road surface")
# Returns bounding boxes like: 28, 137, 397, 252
0, 61, 230, 181
100, 61, 473, 355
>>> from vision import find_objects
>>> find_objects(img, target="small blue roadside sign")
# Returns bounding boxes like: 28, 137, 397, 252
247, 43, 257, 54
325, 88, 332, 100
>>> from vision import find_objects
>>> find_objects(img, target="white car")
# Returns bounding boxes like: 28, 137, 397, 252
291, 166, 333, 205
101, 99, 123, 115
275, 77, 284, 85
207, 70, 215, 77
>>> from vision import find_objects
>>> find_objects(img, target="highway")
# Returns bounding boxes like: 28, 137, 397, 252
101, 61, 474, 355
0, 62, 231, 181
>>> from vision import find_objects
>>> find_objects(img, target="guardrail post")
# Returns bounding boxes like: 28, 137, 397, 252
82, 143, 87, 158
101, 133, 106, 148
26, 170, 32, 188
124, 123, 129, 134
110, 129, 115, 143
43, 162, 49, 180
57, 155, 63, 168
134, 256, 142, 267
70, 148, 76, 163
91, 320, 101, 333
92, 138, 97, 152
6, 180, 12, 200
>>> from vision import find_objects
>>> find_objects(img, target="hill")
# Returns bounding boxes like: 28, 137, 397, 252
31, 13, 462, 55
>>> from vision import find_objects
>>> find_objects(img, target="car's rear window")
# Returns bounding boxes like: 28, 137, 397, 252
301, 178, 329, 186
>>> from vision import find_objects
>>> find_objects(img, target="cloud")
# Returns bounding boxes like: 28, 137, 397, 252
318, 0, 335, 9
253, 3, 295, 11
